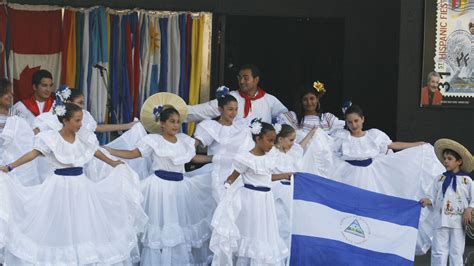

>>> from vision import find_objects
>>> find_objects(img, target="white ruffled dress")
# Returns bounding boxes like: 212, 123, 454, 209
210, 151, 289, 266
269, 144, 303, 250
0, 116, 41, 186
194, 118, 254, 201
0, 130, 147, 265
137, 133, 216, 266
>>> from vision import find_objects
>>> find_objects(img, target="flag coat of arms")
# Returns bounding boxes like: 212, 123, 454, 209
290, 173, 421, 266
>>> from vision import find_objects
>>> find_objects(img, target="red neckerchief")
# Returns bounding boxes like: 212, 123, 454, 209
238, 87, 266, 118
21, 95, 54, 117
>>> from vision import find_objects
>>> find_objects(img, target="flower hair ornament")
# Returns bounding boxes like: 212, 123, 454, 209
52, 85, 71, 116
153, 105, 164, 122
216, 86, 230, 98
273, 123, 282, 135
313, 81, 326, 93
250, 118, 263, 135
341, 100, 352, 115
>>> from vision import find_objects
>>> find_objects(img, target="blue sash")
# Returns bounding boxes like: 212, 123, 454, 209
154, 170, 184, 181
54, 167, 84, 176
345, 158, 373, 167
244, 183, 271, 192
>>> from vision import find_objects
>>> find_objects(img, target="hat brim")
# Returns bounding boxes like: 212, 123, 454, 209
140, 92, 188, 134
434, 138, 474, 173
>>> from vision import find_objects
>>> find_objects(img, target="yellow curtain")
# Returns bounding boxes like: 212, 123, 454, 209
65, 12, 76, 88
187, 15, 205, 134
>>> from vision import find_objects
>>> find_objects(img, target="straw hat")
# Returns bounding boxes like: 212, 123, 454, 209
140, 92, 188, 134
434, 138, 474, 173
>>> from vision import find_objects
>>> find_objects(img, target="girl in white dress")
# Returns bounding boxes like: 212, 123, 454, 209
33, 87, 149, 181
210, 120, 292, 266
270, 124, 316, 251
194, 87, 254, 201
330, 104, 445, 254
0, 78, 40, 186
0, 102, 147, 265
277, 81, 344, 137
105, 107, 215, 266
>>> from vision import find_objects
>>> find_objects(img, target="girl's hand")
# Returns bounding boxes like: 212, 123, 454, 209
110, 160, 124, 168
464, 208, 473, 227
0, 166, 9, 173
419, 198, 432, 207
126, 119, 140, 129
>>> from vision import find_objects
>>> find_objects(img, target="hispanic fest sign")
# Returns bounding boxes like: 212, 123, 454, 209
421, 0, 474, 108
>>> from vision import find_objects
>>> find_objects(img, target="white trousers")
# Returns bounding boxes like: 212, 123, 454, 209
431, 227, 465, 266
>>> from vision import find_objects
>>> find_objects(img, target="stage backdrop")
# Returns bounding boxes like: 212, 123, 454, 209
3, 4, 212, 134
421, 0, 474, 108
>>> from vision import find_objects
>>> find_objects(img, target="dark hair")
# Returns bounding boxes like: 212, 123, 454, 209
159, 107, 180, 122
240, 64, 261, 78
32, 70, 53, 87
69, 88, 83, 102
443, 149, 463, 162
217, 94, 237, 108
0, 78, 11, 96
295, 84, 324, 127
277, 124, 296, 139
251, 119, 275, 141
344, 104, 364, 119
57, 102, 83, 124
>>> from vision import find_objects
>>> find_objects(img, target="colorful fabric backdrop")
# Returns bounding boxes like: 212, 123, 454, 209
3, 4, 212, 133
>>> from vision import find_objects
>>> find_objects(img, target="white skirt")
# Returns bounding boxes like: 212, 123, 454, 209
0, 164, 147, 265
272, 180, 293, 249
210, 185, 289, 266
139, 171, 215, 266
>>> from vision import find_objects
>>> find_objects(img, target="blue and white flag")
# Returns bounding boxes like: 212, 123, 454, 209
290, 173, 421, 266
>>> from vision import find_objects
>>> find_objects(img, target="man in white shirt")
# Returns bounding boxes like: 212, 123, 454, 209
187, 65, 288, 123
12, 70, 55, 126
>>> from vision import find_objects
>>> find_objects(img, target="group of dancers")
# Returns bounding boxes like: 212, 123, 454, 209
0, 64, 473, 266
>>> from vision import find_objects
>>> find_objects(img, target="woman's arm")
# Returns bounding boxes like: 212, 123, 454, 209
224, 170, 241, 185
299, 128, 316, 149
94, 150, 123, 167
104, 147, 142, 159
191, 154, 212, 164
95, 121, 138, 133
0, 149, 42, 172
388, 141, 425, 151
272, 173, 293, 181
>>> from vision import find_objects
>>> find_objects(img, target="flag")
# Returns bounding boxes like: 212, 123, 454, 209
8, 5, 62, 102
0, 4, 8, 78
290, 173, 421, 266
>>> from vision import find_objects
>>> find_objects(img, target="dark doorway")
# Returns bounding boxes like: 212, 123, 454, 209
222, 15, 345, 118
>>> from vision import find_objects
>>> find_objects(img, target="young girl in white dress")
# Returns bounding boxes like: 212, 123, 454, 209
210, 120, 292, 266
33, 87, 149, 181
0, 78, 41, 186
270, 124, 316, 251
0, 102, 147, 265
330, 104, 445, 254
277, 81, 344, 137
105, 107, 215, 266
194, 87, 254, 201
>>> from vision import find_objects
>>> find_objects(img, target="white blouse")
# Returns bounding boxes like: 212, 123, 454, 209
232, 151, 275, 188
270, 144, 303, 174
33, 130, 98, 168
332, 129, 392, 160
33, 110, 98, 133
137, 133, 196, 173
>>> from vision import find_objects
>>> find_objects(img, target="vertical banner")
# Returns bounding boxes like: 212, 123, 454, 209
421, 0, 474, 108
8, 5, 62, 103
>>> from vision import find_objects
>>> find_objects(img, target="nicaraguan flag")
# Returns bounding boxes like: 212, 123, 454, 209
290, 173, 421, 266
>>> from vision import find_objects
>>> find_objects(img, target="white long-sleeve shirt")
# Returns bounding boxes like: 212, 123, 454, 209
187, 90, 287, 123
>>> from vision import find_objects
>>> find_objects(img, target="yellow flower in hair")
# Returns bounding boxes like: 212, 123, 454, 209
313, 81, 325, 93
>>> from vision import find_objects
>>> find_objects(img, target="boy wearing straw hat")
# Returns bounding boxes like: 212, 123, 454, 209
420, 139, 474, 265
